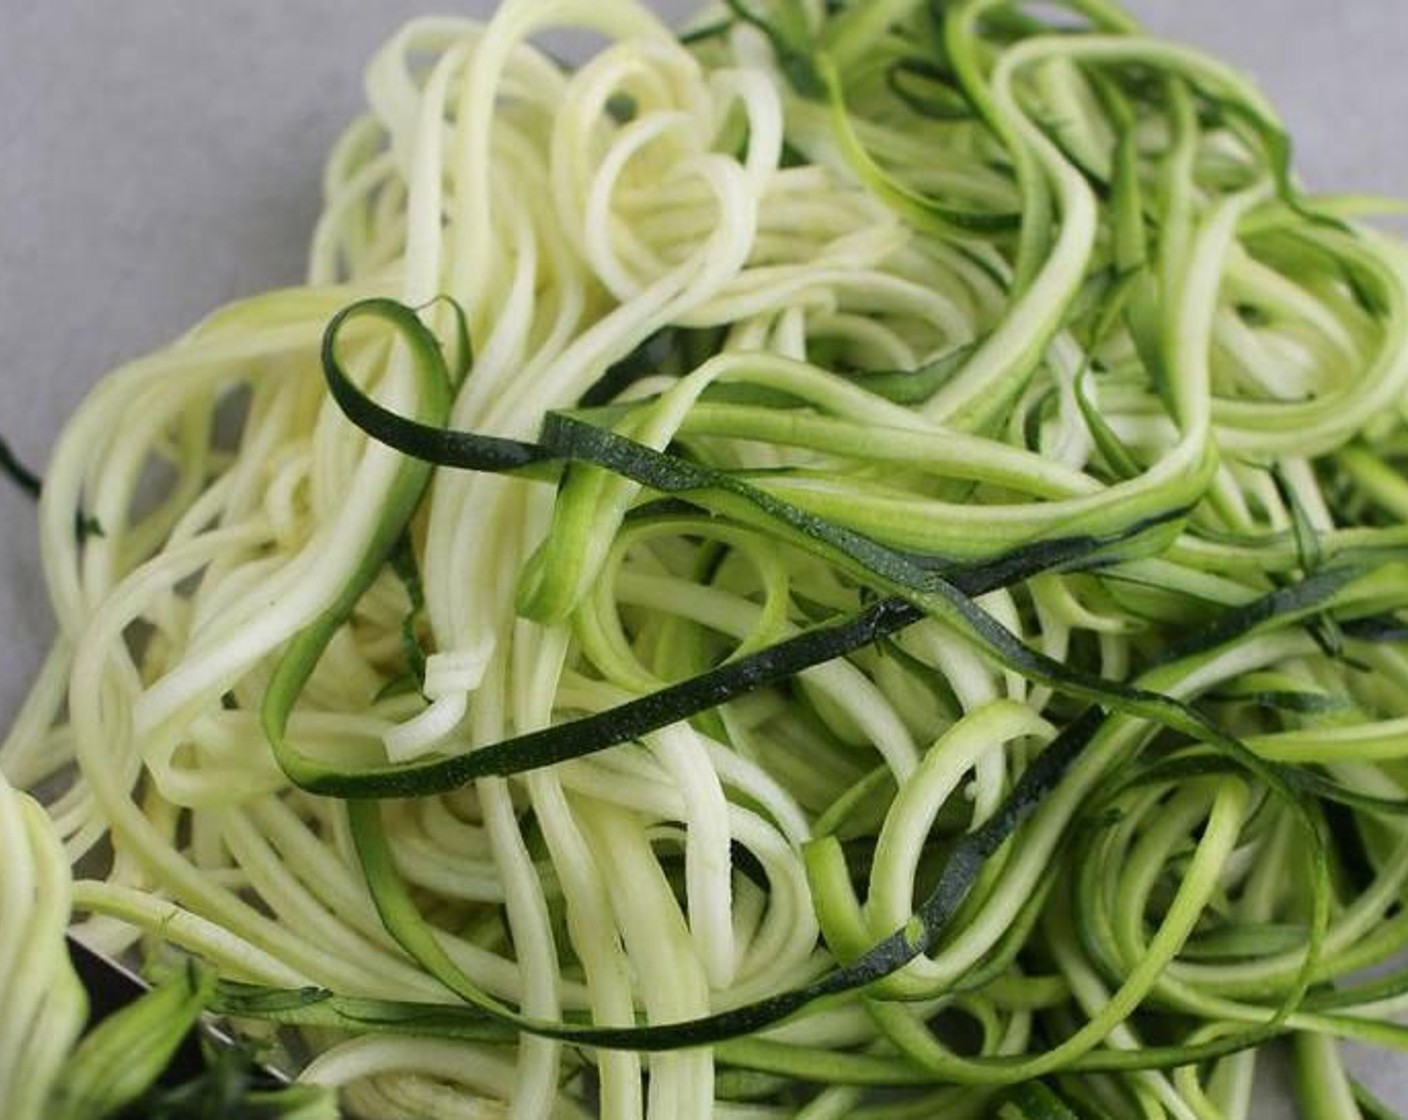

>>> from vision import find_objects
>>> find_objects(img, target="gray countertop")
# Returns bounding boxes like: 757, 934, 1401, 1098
2, 2, 1405, 1112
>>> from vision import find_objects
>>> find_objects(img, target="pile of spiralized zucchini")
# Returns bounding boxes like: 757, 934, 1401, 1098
7, 0, 1408, 1116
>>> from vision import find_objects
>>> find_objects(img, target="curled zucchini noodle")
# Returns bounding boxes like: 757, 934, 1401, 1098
7, 0, 1408, 1117
0, 769, 86, 1120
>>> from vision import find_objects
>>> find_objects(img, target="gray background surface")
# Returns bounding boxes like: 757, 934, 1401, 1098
2, 1, 1406, 1109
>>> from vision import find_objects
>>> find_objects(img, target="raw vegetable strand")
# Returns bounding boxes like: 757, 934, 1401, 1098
0, 771, 86, 1120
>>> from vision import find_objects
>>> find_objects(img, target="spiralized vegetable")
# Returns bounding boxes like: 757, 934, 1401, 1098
8, 0, 1408, 1117
0, 767, 85, 1120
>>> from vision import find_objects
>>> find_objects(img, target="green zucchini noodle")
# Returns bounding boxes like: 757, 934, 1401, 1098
0, 768, 86, 1120
8, 0, 1408, 1116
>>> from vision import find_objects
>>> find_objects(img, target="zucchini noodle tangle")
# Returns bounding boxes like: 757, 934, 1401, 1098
7, 1, 1408, 1118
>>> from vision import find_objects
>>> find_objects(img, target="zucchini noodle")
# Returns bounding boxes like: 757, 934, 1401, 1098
0, 769, 86, 1120
6, 0, 1408, 1117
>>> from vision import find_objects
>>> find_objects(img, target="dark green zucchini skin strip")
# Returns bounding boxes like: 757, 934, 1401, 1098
261, 299, 452, 790
282, 531, 1162, 799
210, 979, 1288, 1081
0, 434, 42, 499
316, 596, 919, 797
334, 706, 1108, 1052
